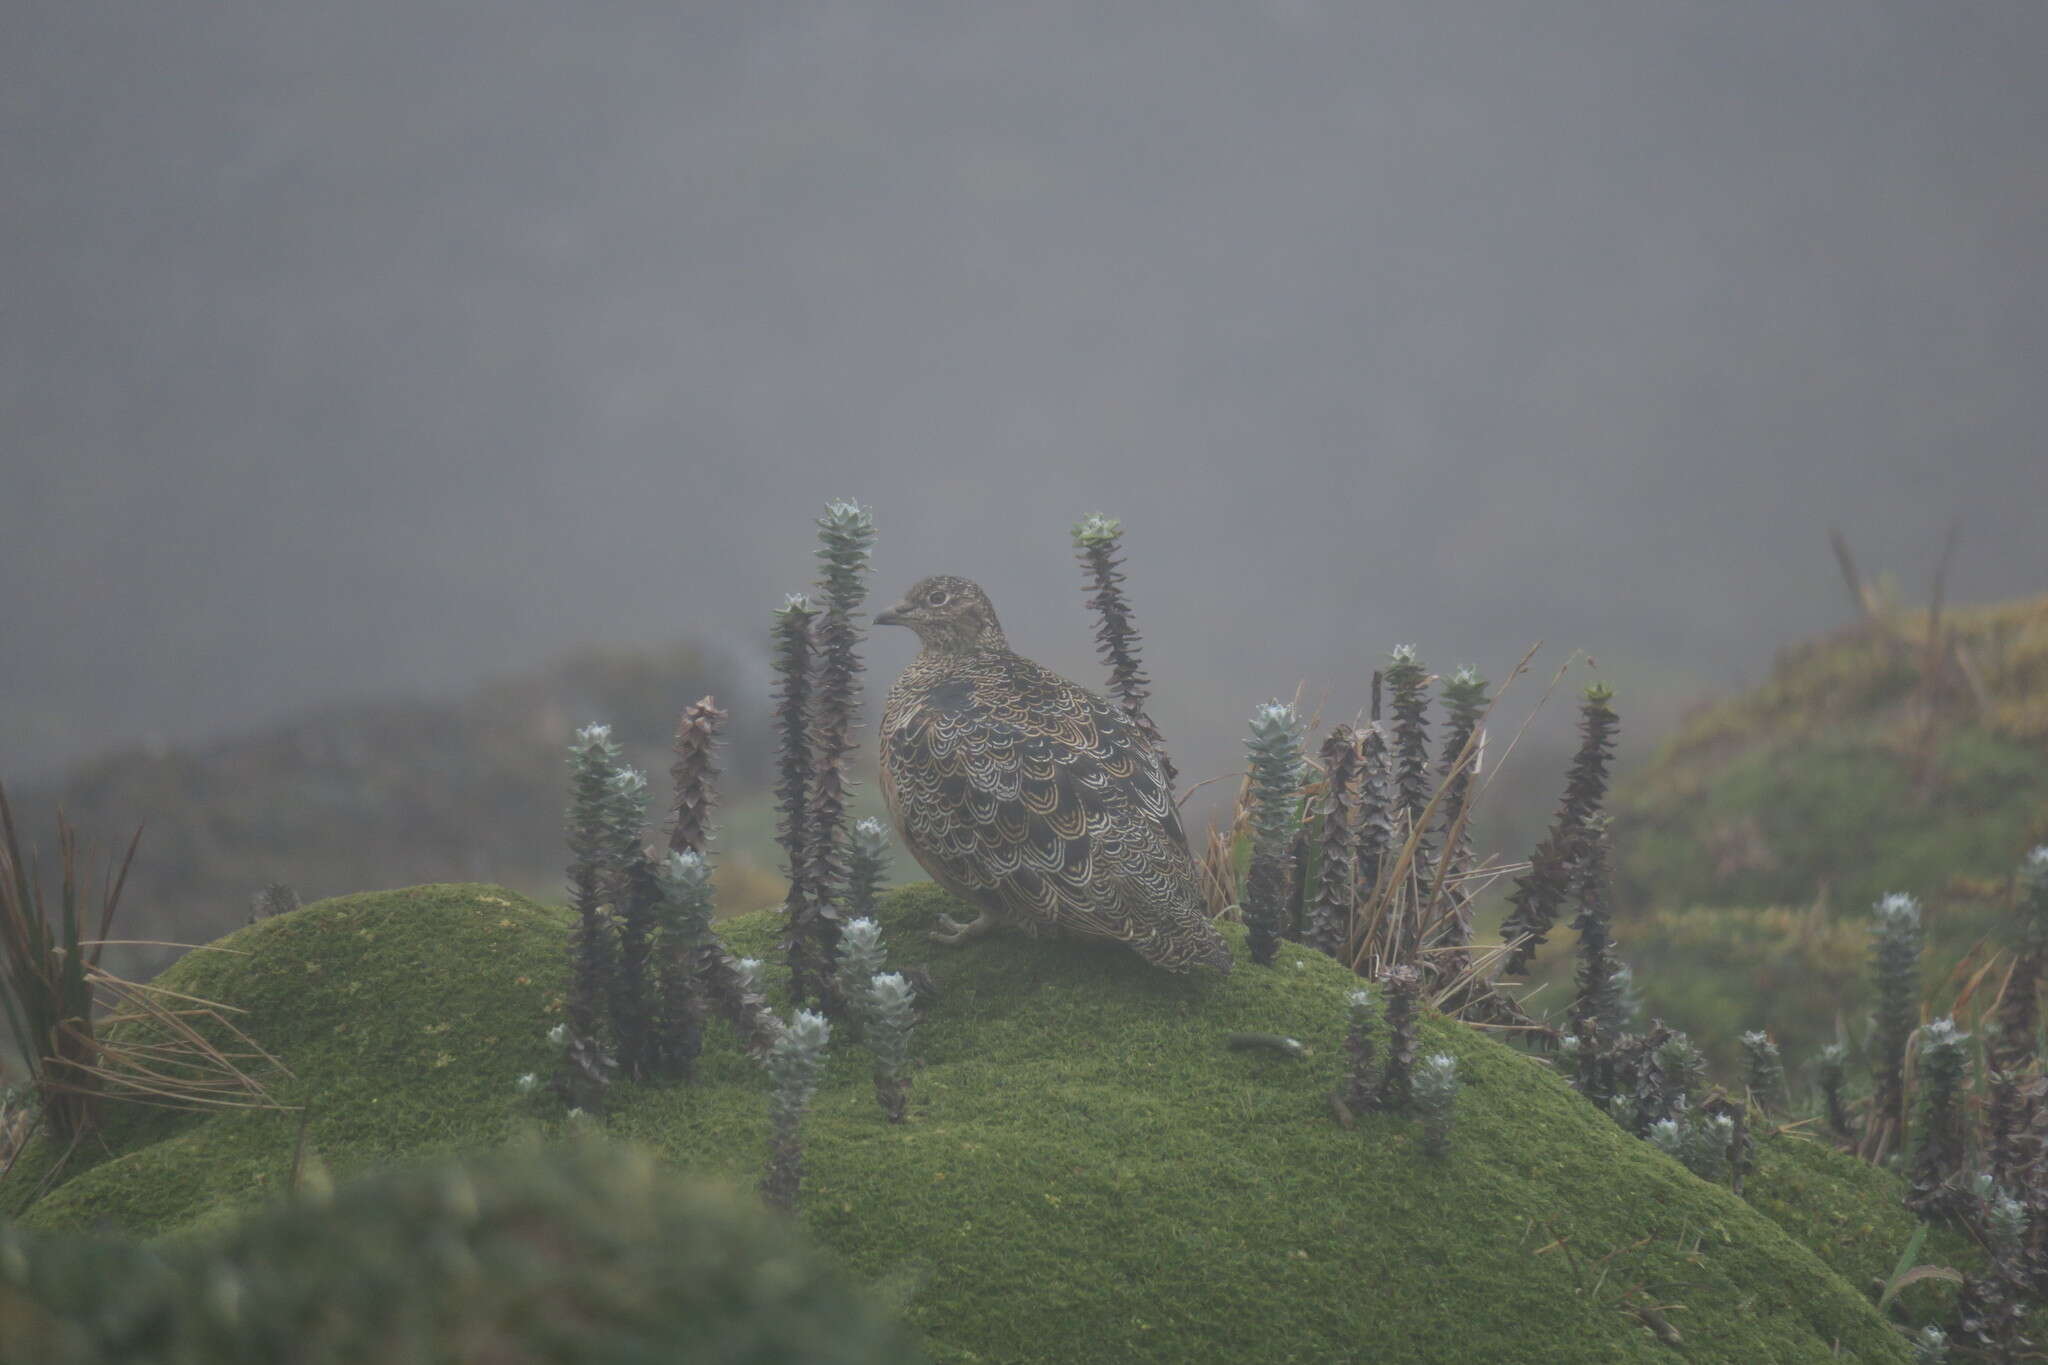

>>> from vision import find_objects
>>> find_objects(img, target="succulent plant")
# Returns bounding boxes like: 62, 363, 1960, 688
1869, 892, 1924, 1153
1352, 723, 1395, 913
603, 764, 660, 1080
1413, 1052, 1460, 1157
1906, 1016, 1971, 1218
1815, 1042, 1855, 1142
1382, 646, 1433, 842
772, 594, 822, 1005
1307, 726, 1360, 958
847, 819, 892, 923
1341, 986, 1380, 1115
804, 500, 878, 1011
1567, 817, 1624, 1052
760, 1009, 832, 1212
1500, 684, 1617, 975
651, 850, 717, 1080
1073, 513, 1175, 790
1990, 845, 2048, 1078
1739, 1029, 1786, 1117
866, 971, 919, 1123
1377, 965, 1423, 1113
565, 724, 622, 1031
1242, 702, 1305, 967
667, 694, 727, 857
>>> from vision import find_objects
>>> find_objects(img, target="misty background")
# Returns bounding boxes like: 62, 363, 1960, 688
5, 3, 2046, 875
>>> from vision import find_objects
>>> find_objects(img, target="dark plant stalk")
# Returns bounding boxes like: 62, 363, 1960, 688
1242, 702, 1305, 967
1434, 668, 1488, 850
696, 944, 781, 1058
1341, 986, 1380, 1116
1500, 683, 1618, 975
804, 501, 877, 1013
1307, 726, 1359, 957
1567, 816, 1624, 1052
1073, 514, 1175, 791
1959, 1183, 2034, 1360
1706, 1093, 1754, 1195
1413, 1052, 1460, 1157
1991, 846, 2048, 1078
653, 851, 716, 1082
1740, 1030, 1786, 1119
1377, 965, 1422, 1113
1906, 1017, 1971, 1218
1868, 892, 1924, 1161
1285, 824, 1311, 943
1426, 668, 1490, 981
563, 724, 621, 1052
1383, 646, 1434, 847
1986, 1073, 2031, 1193
846, 819, 891, 923
1816, 1043, 1856, 1143
604, 766, 660, 1081
667, 695, 727, 858
1352, 723, 1395, 925
772, 595, 821, 1005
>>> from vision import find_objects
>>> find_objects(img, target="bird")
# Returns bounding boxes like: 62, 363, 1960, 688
873, 575, 1233, 975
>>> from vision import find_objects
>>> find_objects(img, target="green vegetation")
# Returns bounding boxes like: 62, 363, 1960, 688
1573, 594, 2048, 1072
6, 881, 1935, 1362
1619, 731, 2048, 915
0, 1137, 924, 1365
1615, 594, 2048, 915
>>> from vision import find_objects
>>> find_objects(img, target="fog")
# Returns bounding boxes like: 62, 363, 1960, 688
6, 2, 2046, 793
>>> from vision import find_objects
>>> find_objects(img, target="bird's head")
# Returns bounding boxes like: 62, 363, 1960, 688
874, 576, 1006, 655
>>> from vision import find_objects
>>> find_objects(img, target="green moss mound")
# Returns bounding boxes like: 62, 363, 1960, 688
7, 883, 1922, 1362
1, 1138, 924, 1365
2, 883, 572, 1234
1747, 1134, 1977, 1329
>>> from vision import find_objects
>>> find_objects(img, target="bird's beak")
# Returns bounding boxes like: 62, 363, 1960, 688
873, 601, 911, 627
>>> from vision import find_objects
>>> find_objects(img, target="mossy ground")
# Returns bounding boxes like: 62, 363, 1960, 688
5, 883, 1930, 1363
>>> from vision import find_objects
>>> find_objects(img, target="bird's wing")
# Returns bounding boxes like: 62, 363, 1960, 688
884, 656, 1214, 959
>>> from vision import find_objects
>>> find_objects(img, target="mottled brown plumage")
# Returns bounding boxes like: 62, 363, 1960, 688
874, 576, 1232, 975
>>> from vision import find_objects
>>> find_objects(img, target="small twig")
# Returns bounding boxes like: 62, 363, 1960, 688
288, 1105, 315, 1193
1176, 770, 1248, 810
1226, 1032, 1312, 1059
77, 940, 253, 954
0, 1109, 45, 1185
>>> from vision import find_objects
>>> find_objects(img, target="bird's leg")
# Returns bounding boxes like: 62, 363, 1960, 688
929, 908, 1002, 947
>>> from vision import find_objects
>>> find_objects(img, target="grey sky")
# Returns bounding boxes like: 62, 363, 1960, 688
5, 2, 2045, 787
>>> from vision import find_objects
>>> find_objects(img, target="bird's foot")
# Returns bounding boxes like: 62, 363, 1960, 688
929, 909, 1001, 947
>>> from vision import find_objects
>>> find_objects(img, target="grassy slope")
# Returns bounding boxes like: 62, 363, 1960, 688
6, 883, 1917, 1364
1614, 593, 2048, 915
1588, 593, 2048, 1069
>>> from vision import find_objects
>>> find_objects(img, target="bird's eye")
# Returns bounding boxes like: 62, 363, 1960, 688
926, 589, 951, 606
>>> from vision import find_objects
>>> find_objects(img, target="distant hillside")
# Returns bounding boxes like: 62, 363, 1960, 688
1614, 591, 2048, 915
12, 640, 783, 972
1581, 591, 2048, 1070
